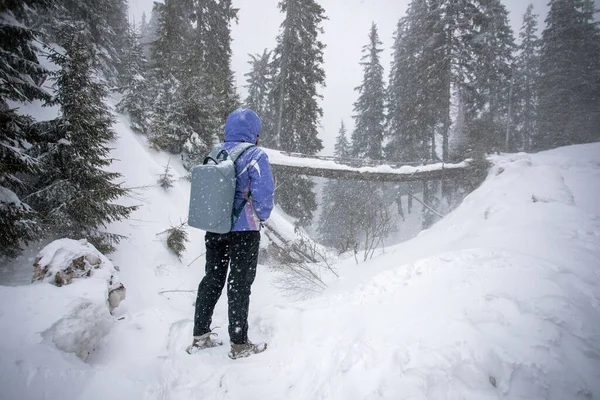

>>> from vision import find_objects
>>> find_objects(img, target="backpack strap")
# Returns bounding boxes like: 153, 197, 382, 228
227, 142, 255, 162
228, 142, 256, 225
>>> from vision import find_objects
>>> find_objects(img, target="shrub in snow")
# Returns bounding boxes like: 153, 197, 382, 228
157, 160, 175, 189
42, 298, 114, 361
166, 224, 189, 260
31, 238, 126, 311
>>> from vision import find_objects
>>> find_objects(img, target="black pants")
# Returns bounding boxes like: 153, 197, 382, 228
193, 230, 261, 344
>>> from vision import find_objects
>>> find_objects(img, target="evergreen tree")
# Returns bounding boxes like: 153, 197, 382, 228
468, 0, 515, 153
351, 23, 385, 160
116, 21, 151, 134
149, 75, 193, 154
0, 1, 50, 257
536, 0, 600, 149
270, 0, 327, 226
140, 12, 148, 37
244, 49, 276, 146
319, 121, 356, 252
30, 35, 135, 252
198, 0, 239, 122
348, 24, 391, 248
38, 0, 129, 83
179, 0, 239, 166
148, 0, 239, 166
140, 8, 159, 62
334, 120, 351, 158
512, 4, 540, 152
150, 0, 191, 81
148, 0, 198, 156
271, 0, 326, 153
385, 0, 445, 164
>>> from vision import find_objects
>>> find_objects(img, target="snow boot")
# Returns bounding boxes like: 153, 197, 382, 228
186, 332, 223, 354
228, 342, 267, 359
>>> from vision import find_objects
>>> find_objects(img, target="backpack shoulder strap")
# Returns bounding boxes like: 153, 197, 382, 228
227, 142, 255, 162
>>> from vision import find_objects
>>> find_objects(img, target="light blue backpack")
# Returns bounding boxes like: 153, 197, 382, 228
188, 143, 254, 233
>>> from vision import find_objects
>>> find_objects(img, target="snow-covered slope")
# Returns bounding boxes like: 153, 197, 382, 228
1, 107, 599, 400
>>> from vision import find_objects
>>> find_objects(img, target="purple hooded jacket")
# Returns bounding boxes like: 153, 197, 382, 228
220, 109, 274, 231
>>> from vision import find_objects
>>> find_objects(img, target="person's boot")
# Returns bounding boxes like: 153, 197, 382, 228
228, 342, 267, 359
186, 331, 223, 354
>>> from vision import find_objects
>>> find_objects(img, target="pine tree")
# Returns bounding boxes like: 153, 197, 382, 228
178, 0, 239, 166
148, 0, 197, 156
0, 1, 50, 257
31, 35, 135, 252
467, 0, 515, 153
386, 0, 443, 164
347, 24, 392, 250
140, 12, 148, 37
116, 21, 151, 134
151, 0, 191, 81
272, 0, 326, 153
140, 8, 159, 62
318, 121, 356, 252
148, 0, 238, 166
149, 75, 193, 154
244, 49, 276, 145
270, 0, 327, 226
197, 0, 239, 122
536, 0, 600, 149
351, 23, 385, 160
512, 4, 540, 152
334, 120, 351, 158
37, 0, 129, 83
245, 50, 273, 116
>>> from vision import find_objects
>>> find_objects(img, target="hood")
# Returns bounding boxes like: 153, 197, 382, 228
224, 109, 262, 144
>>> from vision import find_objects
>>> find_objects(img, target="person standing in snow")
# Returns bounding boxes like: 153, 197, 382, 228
187, 109, 274, 359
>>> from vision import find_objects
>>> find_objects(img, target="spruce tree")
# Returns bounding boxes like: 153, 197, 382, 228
0, 1, 50, 257
468, 0, 515, 153
198, 0, 239, 122
334, 120, 351, 158
512, 4, 540, 152
244, 49, 276, 145
351, 23, 385, 160
386, 0, 444, 164
270, 0, 327, 226
140, 8, 159, 62
148, 0, 195, 156
37, 0, 129, 83
116, 21, 151, 134
148, 0, 239, 166
318, 121, 356, 252
31, 35, 135, 252
536, 0, 600, 149
178, 0, 238, 166
348, 24, 391, 248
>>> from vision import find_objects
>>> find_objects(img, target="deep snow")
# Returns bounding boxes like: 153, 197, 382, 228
0, 105, 599, 399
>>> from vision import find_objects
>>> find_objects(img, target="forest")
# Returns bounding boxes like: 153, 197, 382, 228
1, 0, 600, 260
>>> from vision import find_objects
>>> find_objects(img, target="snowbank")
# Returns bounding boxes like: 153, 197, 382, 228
33, 238, 115, 286
0, 238, 124, 395
2, 93, 599, 400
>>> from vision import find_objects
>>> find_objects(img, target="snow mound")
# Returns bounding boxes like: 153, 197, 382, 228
42, 298, 114, 360
2, 95, 600, 400
32, 238, 115, 286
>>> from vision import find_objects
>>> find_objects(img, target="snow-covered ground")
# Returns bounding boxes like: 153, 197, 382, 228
1, 106, 599, 400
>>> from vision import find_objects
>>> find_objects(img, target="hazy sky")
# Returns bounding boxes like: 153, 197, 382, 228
127, 0, 583, 154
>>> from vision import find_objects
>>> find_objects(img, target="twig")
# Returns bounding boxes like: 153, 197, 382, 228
156, 220, 188, 236
187, 252, 205, 267
158, 289, 196, 294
